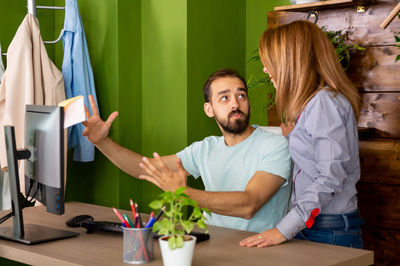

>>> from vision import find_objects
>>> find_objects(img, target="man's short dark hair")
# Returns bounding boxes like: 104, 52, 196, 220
203, 68, 248, 102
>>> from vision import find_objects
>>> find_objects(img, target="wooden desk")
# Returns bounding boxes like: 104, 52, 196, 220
0, 202, 373, 266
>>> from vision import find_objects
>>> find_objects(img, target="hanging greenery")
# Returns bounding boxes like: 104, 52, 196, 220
320, 26, 365, 70
394, 14, 400, 63
247, 49, 273, 90
246, 49, 274, 112
247, 25, 365, 91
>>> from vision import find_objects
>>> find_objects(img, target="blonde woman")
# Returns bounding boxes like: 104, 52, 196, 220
240, 20, 364, 248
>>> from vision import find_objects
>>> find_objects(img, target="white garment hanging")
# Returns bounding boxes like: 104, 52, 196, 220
0, 43, 9, 210
0, 14, 65, 198
0, 43, 4, 83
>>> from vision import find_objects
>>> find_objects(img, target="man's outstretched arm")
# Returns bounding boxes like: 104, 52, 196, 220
187, 171, 284, 219
82, 95, 179, 177
139, 154, 284, 219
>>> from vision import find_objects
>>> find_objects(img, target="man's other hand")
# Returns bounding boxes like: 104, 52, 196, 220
138, 153, 187, 192
82, 95, 118, 144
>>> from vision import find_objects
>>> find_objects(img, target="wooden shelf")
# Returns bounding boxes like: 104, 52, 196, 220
274, 0, 371, 12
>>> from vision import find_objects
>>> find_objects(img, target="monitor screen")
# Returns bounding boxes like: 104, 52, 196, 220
0, 105, 78, 244
24, 105, 64, 215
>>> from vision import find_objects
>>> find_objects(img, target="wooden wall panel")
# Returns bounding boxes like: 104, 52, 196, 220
358, 93, 400, 138
268, 2, 400, 47
268, 92, 400, 137
359, 139, 400, 185
362, 228, 400, 266
357, 182, 400, 230
349, 47, 400, 92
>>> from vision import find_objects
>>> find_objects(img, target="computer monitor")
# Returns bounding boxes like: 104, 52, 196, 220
0, 105, 78, 244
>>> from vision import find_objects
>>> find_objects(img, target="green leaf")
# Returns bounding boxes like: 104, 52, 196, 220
395, 35, 400, 43
192, 207, 202, 219
157, 227, 170, 236
182, 198, 196, 207
181, 193, 190, 199
395, 54, 400, 63
202, 208, 211, 216
197, 219, 207, 230
176, 236, 184, 249
247, 49, 261, 63
154, 219, 173, 236
176, 229, 185, 237
159, 191, 173, 198
149, 200, 163, 209
247, 54, 260, 63
168, 236, 178, 250
181, 220, 194, 234
158, 219, 173, 233
174, 187, 186, 196
355, 45, 365, 51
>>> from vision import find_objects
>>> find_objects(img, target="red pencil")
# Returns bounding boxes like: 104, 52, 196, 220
130, 198, 137, 218
112, 207, 130, 228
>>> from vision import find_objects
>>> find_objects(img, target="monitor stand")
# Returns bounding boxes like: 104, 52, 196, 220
0, 126, 78, 245
0, 224, 78, 245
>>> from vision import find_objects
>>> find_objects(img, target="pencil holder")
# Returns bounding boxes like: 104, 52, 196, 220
122, 227, 154, 264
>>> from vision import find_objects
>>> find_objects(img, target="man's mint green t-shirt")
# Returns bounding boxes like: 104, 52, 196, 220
176, 126, 292, 233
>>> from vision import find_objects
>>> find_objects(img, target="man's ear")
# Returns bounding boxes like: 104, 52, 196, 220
204, 102, 214, 118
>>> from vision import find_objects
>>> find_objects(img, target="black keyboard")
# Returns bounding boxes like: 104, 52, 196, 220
82, 221, 210, 242
65, 215, 209, 242
82, 221, 123, 234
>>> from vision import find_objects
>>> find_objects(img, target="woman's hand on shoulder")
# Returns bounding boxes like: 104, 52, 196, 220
281, 121, 295, 137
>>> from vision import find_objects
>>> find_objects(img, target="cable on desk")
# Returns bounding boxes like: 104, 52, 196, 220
0, 179, 36, 224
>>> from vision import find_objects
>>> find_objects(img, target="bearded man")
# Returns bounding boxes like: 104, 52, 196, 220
82, 68, 291, 233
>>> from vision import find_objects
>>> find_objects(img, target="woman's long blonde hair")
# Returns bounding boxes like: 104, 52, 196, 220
259, 20, 360, 122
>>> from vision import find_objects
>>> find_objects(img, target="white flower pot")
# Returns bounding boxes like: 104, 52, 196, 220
159, 235, 196, 266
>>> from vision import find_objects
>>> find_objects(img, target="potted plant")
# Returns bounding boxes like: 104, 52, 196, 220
149, 187, 210, 266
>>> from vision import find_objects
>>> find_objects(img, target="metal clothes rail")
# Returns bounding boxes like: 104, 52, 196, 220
1, 0, 65, 56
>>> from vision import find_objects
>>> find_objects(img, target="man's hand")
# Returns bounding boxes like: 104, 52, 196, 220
239, 228, 287, 248
82, 95, 118, 144
138, 153, 188, 192
280, 121, 295, 137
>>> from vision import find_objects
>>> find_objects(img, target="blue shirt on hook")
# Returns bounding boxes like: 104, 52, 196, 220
62, 0, 98, 162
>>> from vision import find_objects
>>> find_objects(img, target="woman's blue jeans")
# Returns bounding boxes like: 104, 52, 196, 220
294, 210, 364, 249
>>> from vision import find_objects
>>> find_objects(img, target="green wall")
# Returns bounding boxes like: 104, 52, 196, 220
140, 0, 188, 210
0, 0, 288, 213
0, 0, 56, 63
187, 0, 246, 142
117, 0, 143, 211
54, 0, 122, 208
245, 0, 290, 126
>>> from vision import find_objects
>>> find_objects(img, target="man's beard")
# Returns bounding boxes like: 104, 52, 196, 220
215, 108, 250, 134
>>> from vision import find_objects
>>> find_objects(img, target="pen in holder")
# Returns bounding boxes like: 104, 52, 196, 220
122, 226, 154, 264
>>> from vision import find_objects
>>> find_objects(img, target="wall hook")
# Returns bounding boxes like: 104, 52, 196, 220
307, 10, 319, 24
